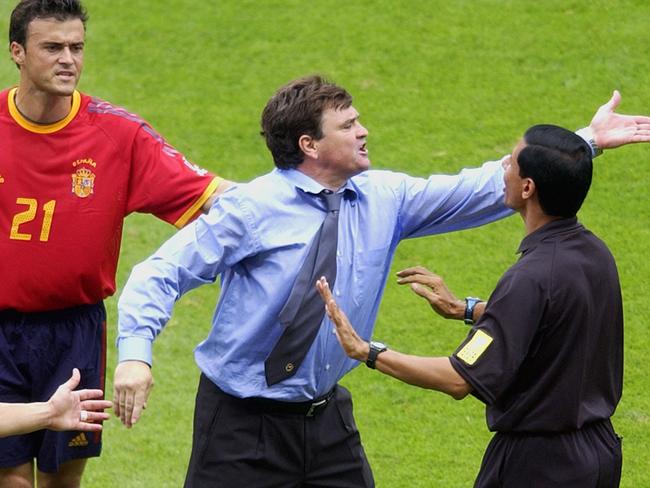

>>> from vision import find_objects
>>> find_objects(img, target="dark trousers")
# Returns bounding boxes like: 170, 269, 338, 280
185, 374, 374, 488
475, 419, 622, 488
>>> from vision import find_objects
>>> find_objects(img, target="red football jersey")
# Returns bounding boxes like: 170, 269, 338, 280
0, 88, 221, 312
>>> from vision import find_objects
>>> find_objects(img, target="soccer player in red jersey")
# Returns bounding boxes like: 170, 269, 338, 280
0, 1, 232, 486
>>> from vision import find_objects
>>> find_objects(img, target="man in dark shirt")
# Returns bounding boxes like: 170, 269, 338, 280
317, 124, 624, 487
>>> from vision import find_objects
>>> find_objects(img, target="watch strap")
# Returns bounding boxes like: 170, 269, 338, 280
366, 341, 387, 369
575, 127, 603, 157
464, 297, 482, 325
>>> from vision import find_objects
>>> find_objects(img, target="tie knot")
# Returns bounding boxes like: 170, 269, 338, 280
321, 190, 343, 212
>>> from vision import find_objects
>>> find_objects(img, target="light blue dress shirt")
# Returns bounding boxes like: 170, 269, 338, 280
118, 161, 512, 401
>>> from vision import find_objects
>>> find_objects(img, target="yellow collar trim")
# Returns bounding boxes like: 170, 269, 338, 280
8, 88, 81, 134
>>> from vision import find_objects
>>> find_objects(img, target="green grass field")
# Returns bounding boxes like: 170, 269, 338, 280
2, 0, 649, 486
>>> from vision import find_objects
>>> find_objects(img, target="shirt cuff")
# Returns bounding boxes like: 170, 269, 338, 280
117, 336, 153, 366
575, 127, 603, 157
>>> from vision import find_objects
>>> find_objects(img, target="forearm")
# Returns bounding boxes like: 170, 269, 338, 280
0, 402, 52, 437
426, 296, 486, 323
470, 301, 486, 322
117, 260, 180, 362
117, 260, 187, 365
374, 351, 472, 400
117, 223, 223, 360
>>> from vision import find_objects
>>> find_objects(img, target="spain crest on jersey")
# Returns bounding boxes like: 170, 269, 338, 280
71, 167, 95, 198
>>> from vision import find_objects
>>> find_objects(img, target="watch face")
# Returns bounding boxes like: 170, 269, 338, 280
371, 341, 387, 351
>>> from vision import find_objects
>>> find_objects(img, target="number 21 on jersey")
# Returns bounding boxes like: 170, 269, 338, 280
9, 198, 56, 242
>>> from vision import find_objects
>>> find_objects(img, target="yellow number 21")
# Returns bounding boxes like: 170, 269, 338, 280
10, 198, 57, 242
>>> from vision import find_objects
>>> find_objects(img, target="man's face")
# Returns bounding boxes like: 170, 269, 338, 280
11, 17, 85, 97
313, 105, 370, 179
502, 139, 527, 210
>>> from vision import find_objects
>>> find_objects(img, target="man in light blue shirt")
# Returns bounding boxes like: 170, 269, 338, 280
113, 76, 650, 487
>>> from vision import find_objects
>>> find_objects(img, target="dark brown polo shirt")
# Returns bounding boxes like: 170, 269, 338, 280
450, 217, 623, 433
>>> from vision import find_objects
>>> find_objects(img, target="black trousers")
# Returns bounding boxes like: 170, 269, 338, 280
184, 375, 374, 488
475, 419, 622, 488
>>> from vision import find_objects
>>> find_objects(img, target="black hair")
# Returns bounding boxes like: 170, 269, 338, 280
518, 124, 593, 218
260, 75, 353, 169
10, 0, 88, 47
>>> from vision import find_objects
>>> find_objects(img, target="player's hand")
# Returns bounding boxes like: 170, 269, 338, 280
113, 361, 154, 428
589, 90, 650, 149
47, 368, 112, 432
396, 266, 465, 320
316, 277, 369, 362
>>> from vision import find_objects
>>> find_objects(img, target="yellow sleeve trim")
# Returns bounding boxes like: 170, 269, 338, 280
8, 88, 81, 134
173, 176, 222, 228
456, 329, 493, 366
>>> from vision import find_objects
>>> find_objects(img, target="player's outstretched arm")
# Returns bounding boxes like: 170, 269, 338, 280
113, 360, 154, 429
588, 90, 650, 149
0, 368, 111, 438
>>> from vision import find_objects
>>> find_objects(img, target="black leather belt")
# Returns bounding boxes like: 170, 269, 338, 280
238, 388, 336, 417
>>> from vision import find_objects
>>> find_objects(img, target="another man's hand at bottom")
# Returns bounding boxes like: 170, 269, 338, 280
113, 360, 154, 428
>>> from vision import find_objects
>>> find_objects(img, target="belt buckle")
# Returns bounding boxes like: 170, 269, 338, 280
306, 398, 327, 417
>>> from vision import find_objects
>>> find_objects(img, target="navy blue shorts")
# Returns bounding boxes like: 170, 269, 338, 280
0, 303, 107, 473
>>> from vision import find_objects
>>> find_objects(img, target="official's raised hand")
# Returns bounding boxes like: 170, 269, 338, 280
396, 266, 465, 320
316, 277, 368, 362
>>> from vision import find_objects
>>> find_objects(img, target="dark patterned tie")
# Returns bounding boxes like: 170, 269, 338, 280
264, 190, 343, 386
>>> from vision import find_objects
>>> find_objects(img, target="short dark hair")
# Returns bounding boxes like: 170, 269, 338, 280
518, 124, 593, 218
10, 0, 88, 47
260, 75, 353, 169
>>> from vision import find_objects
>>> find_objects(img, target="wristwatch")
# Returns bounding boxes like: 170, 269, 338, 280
575, 127, 603, 157
464, 297, 482, 325
366, 341, 388, 369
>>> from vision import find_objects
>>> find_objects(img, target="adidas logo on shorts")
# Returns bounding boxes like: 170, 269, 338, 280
68, 433, 89, 447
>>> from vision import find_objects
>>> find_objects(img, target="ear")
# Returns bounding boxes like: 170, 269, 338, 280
10, 41, 25, 67
298, 134, 318, 160
521, 177, 536, 200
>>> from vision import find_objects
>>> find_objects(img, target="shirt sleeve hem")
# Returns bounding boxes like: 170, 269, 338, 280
449, 355, 495, 405
117, 336, 153, 366
173, 176, 223, 228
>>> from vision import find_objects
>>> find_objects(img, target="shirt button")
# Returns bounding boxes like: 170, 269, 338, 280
325, 364, 331, 371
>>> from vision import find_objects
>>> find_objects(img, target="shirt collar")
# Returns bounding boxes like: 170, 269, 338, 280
517, 217, 582, 254
8, 87, 81, 134
275, 168, 358, 201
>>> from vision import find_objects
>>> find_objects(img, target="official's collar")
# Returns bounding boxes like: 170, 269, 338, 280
517, 217, 582, 254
